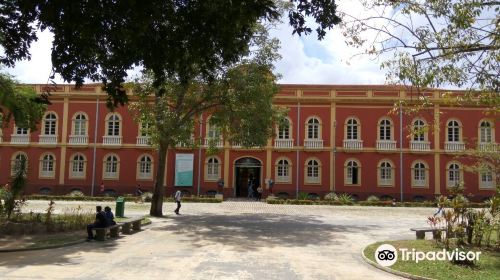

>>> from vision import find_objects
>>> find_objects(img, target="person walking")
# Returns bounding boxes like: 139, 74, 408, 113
247, 176, 254, 199
174, 190, 182, 215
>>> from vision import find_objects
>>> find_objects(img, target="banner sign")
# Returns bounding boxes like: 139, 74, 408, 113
175, 154, 194, 187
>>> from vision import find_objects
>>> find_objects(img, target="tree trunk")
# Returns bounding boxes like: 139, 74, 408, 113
150, 141, 168, 216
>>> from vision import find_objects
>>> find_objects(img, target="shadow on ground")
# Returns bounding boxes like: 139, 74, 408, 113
152, 213, 380, 251
0, 235, 128, 267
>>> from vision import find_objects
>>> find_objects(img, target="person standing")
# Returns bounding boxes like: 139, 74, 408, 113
256, 185, 263, 201
100, 182, 105, 195
86, 205, 107, 241
174, 190, 182, 215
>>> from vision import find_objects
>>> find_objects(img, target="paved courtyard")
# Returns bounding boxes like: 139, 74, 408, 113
0, 201, 435, 279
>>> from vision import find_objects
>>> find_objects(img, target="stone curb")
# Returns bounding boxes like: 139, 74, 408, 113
0, 220, 152, 253
361, 245, 435, 280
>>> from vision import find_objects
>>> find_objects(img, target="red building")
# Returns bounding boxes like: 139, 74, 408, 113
0, 84, 497, 201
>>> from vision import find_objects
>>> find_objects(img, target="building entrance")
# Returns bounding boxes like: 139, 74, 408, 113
234, 157, 261, 198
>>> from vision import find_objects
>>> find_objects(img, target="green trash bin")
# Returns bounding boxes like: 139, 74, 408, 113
115, 197, 125, 217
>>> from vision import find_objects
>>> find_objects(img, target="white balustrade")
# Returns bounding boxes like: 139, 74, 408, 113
39, 135, 58, 144
69, 135, 88, 145
40, 170, 55, 178
104, 172, 118, 179
103, 136, 122, 145
379, 179, 393, 186
176, 139, 194, 148
413, 180, 426, 187
274, 139, 294, 149
343, 139, 363, 150
304, 139, 323, 149
445, 142, 465, 152
410, 141, 430, 151
10, 134, 30, 144
376, 140, 397, 151
478, 143, 497, 152
137, 136, 150, 146
204, 138, 223, 148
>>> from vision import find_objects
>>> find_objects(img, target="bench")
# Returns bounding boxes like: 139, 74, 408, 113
121, 218, 142, 234
410, 227, 445, 240
93, 224, 122, 241
92, 217, 143, 241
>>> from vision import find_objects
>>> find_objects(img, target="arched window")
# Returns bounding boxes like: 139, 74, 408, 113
106, 114, 121, 136
138, 155, 153, 179
40, 154, 55, 178
70, 154, 86, 178
379, 161, 393, 186
43, 113, 57, 135
346, 118, 359, 140
379, 119, 392, 140
276, 158, 291, 182
11, 153, 28, 176
412, 119, 426, 141
307, 117, 320, 139
305, 159, 320, 183
447, 120, 460, 142
479, 165, 495, 189
205, 157, 220, 180
73, 113, 87, 136
447, 162, 462, 187
278, 118, 291, 139
103, 154, 119, 179
345, 160, 360, 185
479, 121, 492, 143
411, 161, 428, 187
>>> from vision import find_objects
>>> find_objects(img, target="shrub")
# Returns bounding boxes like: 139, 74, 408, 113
380, 195, 393, 201
366, 195, 380, 202
337, 193, 354, 205
67, 190, 85, 197
142, 192, 153, 202
297, 192, 308, 200
324, 192, 338, 201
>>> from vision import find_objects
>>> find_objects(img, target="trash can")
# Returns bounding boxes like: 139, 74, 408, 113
115, 197, 125, 217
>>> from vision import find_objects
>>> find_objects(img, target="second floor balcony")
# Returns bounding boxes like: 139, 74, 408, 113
410, 141, 431, 151
103, 136, 122, 146
304, 139, 323, 149
376, 140, 396, 151
204, 138, 223, 148
343, 139, 363, 150
274, 139, 294, 149
136, 136, 150, 146
10, 134, 30, 144
39, 135, 58, 145
69, 135, 88, 145
478, 142, 497, 152
445, 142, 465, 152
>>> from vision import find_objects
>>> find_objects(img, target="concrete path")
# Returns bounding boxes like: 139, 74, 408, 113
0, 201, 435, 279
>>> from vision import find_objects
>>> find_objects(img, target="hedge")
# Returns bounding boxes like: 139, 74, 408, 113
24, 195, 222, 203
266, 199, 489, 208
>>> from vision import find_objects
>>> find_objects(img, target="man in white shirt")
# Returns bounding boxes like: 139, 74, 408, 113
174, 190, 182, 215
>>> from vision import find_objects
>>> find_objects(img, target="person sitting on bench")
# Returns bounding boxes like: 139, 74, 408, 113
104, 206, 116, 226
86, 206, 107, 241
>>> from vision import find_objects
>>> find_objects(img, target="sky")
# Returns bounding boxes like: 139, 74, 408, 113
4, 1, 388, 85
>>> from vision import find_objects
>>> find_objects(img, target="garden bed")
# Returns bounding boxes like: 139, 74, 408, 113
363, 240, 500, 280
24, 195, 222, 203
266, 199, 488, 208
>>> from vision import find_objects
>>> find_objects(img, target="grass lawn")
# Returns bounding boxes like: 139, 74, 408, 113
0, 232, 84, 250
364, 240, 500, 280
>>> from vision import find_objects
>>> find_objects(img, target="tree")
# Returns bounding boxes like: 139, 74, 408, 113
1, 1, 341, 216
341, 0, 499, 198
130, 23, 285, 216
341, 0, 499, 111
0, 72, 47, 129
0, 1, 341, 106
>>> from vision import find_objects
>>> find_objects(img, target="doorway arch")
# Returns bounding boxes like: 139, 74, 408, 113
234, 157, 262, 197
